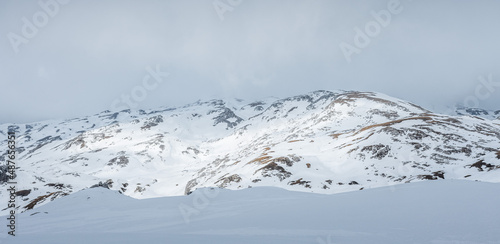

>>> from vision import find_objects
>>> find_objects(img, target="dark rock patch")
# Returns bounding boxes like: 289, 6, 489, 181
289, 178, 311, 188
45, 183, 66, 190
216, 174, 242, 188
108, 156, 129, 167
361, 144, 391, 159
255, 162, 292, 181
0, 165, 12, 183
211, 108, 243, 129
417, 171, 445, 180
141, 115, 164, 130
24, 191, 67, 210
468, 160, 497, 172
90, 179, 113, 189
185, 179, 198, 195
16, 189, 31, 197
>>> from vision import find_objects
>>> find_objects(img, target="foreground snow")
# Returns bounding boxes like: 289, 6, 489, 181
3, 180, 500, 244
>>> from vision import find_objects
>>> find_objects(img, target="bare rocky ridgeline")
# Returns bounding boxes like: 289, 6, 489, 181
1, 90, 499, 214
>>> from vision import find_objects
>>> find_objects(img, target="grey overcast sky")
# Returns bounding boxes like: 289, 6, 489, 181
1, 0, 499, 124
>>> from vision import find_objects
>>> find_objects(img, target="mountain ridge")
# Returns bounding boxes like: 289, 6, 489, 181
1, 90, 499, 215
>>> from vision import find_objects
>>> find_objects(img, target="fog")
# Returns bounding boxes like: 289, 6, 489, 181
1, 0, 499, 123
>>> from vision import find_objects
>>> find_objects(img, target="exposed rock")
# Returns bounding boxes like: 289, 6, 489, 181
430, 153, 458, 165
369, 109, 399, 120
467, 160, 497, 172
255, 162, 292, 181
45, 183, 67, 190
216, 174, 242, 188
141, 115, 164, 130
16, 189, 32, 197
361, 144, 391, 159
0, 165, 11, 183
28, 136, 62, 154
463, 108, 489, 116
108, 156, 129, 167
90, 179, 113, 189
185, 179, 198, 195
417, 171, 445, 180
134, 186, 146, 193
273, 157, 295, 167
212, 108, 243, 129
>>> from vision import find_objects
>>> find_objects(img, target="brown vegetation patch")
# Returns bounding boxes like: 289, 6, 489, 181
338, 142, 354, 149
24, 191, 66, 210
443, 117, 462, 124
330, 133, 342, 139
288, 178, 311, 188
229, 160, 240, 166
356, 116, 434, 135
496, 150, 500, 159
352, 133, 375, 143
247, 156, 273, 165
247, 155, 298, 167
347, 146, 359, 154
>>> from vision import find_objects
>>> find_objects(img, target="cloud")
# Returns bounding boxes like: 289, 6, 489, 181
1, 0, 499, 123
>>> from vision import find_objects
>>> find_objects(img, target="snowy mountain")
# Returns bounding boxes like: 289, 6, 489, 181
1, 90, 500, 215
455, 107, 500, 120
5, 180, 500, 244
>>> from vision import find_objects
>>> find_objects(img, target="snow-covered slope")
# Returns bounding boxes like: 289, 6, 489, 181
4, 180, 500, 244
1, 90, 500, 215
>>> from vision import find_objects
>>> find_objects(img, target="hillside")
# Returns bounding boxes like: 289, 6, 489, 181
1, 90, 500, 215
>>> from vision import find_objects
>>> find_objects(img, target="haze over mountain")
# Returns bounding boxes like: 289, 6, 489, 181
2, 0, 500, 123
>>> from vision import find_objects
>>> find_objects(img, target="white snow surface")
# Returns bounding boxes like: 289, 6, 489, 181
2, 180, 500, 244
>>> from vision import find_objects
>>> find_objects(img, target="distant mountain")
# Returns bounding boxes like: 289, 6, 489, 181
455, 107, 500, 120
1, 90, 500, 215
